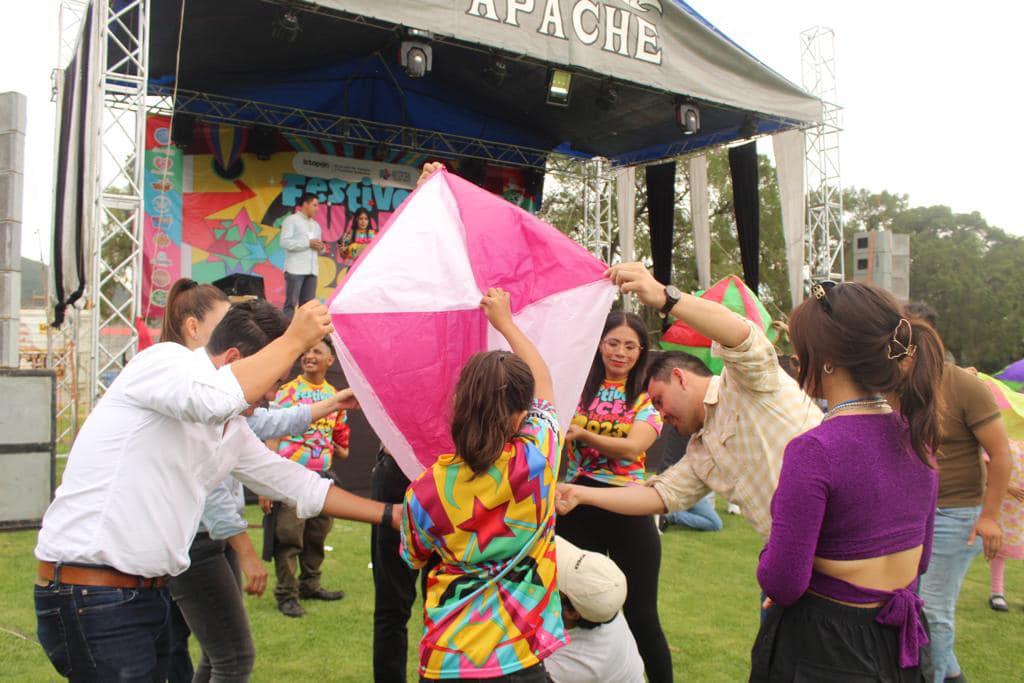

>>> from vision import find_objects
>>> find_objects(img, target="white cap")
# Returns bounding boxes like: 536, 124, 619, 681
555, 535, 627, 624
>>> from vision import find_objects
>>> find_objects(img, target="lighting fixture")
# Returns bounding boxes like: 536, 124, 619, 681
675, 102, 700, 135
272, 9, 301, 43
547, 69, 572, 107
596, 80, 618, 111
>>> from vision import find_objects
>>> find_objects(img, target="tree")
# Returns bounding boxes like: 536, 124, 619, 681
843, 190, 1024, 371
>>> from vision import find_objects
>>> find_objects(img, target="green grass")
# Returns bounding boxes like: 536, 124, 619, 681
3, 486, 1023, 681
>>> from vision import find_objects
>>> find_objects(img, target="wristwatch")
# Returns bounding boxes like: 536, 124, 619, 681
381, 502, 394, 527
659, 285, 682, 318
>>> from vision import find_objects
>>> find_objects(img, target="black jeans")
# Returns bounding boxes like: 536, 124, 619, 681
35, 573, 172, 681
167, 533, 255, 682
371, 449, 423, 683
556, 479, 673, 683
283, 272, 317, 318
166, 600, 194, 683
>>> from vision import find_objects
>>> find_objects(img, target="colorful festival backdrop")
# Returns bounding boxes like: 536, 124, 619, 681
142, 115, 543, 314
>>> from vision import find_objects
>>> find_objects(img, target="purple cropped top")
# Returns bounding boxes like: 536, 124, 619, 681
757, 413, 938, 668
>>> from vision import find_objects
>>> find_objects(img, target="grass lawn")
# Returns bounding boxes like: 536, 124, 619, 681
3, 473, 1023, 681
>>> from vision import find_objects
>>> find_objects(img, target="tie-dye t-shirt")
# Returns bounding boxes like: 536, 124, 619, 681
565, 379, 662, 487
400, 398, 567, 680
274, 376, 342, 474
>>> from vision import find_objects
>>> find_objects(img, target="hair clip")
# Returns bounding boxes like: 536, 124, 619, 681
811, 280, 837, 317
887, 318, 917, 360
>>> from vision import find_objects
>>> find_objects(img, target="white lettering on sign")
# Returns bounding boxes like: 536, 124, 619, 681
506, 0, 535, 27
466, 1, 663, 65
538, 0, 567, 39
603, 6, 629, 55
467, 0, 500, 20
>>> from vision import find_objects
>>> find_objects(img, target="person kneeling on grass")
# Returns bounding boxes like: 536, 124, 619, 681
544, 536, 644, 683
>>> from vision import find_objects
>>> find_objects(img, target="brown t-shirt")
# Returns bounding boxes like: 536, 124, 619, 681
936, 364, 1001, 507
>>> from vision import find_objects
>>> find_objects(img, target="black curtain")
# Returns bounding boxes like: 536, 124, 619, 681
645, 162, 676, 286
729, 142, 760, 293
52, 11, 92, 327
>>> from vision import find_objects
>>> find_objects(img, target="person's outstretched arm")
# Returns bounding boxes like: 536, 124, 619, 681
607, 262, 749, 348
229, 300, 333, 404
480, 287, 554, 405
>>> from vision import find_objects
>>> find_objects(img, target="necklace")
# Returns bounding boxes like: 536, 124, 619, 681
824, 396, 892, 420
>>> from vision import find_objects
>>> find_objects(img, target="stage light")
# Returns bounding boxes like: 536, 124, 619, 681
596, 81, 618, 111
272, 9, 301, 43
675, 102, 700, 135
482, 55, 508, 88
251, 126, 275, 161
401, 41, 432, 79
547, 69, 572, 107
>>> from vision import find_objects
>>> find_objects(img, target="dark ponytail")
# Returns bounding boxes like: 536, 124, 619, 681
897, 316, 946, 463
160, 278, 229, 346
789, 281, 945, 466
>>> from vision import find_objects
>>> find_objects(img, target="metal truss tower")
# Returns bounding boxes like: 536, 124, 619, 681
581, 157, 615, 264
801, 26, 844, 285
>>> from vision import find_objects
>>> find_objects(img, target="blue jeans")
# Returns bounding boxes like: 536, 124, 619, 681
664, 493, 723, 531
35, 577, 172, 681
918, 506, 982, 682
283, 272, 317, 319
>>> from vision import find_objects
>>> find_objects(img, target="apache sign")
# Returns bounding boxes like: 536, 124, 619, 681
466, 0, 665, 65
316, 0, 821, 124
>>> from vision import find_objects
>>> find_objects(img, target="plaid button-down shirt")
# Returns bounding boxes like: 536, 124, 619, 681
647, 320, 822, 540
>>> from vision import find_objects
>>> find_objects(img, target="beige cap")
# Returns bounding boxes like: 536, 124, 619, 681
555, 535, 627, 624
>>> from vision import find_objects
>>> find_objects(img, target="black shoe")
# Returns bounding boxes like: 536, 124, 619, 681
278, 598, 305, 618
944, 674, 968, 683
300, 587, 345, 601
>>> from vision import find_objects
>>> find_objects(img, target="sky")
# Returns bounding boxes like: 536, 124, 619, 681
3, 0, 1022, 265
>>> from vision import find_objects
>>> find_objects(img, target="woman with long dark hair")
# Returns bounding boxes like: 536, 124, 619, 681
400, 288, 567, 681
556, 310, 671, 683
336, 207, 376, 272
752, 281, 945, 682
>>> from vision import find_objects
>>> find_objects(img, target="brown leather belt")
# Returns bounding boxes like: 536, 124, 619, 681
37, 561, 166, 589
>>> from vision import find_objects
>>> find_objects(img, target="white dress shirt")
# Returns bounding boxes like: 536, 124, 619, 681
279, 212, 322, 276
35, 343, 331, 577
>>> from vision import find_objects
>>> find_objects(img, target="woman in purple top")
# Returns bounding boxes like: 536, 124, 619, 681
751, 281, 945, 682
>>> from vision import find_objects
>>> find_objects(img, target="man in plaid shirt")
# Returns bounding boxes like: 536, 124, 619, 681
556, 263, 821, 542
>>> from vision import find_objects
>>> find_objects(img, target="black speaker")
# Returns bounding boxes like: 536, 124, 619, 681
212, 273, 265, 299
251, 126, 276, 161
170, 113, 195, 149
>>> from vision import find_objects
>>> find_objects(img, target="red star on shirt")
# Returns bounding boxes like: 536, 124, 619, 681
457, 498, 515, 552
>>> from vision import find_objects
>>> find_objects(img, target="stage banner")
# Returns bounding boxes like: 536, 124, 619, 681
141, 116, 420, 314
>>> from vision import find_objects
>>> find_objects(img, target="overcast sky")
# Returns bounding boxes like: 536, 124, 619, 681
4, 1, 1022, 264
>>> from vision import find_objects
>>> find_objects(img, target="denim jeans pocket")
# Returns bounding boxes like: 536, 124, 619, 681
34, 602, 71, 676
74, 586, 139, 614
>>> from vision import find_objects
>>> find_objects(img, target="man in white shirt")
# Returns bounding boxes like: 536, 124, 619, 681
280, 192, 325, 318
33, 299, 399, 681
545, 536, 645, 683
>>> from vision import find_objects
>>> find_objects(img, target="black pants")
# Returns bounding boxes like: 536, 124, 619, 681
750, 594, 928, 682
168, 534, 255, 682
371, 450, 429, 683
556, 479, 673, 683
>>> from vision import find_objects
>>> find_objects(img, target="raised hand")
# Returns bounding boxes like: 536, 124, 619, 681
417, 161, 445, 187
286, 300, 333, 350
605, 262, 666, 310
480, 287, 514, 331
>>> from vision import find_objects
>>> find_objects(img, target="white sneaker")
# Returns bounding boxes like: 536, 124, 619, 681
727, 503, 741, 515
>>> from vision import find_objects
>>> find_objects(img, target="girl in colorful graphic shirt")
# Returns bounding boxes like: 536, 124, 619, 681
400, 288, 567, 681
556, 311, 671, 683
337, 207, 377, 273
